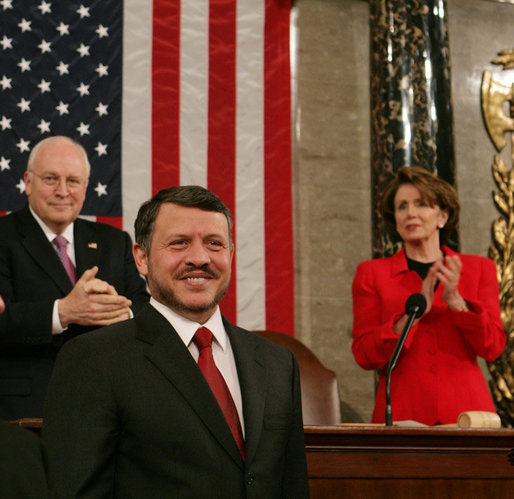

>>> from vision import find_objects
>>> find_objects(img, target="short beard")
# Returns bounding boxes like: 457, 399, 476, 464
149, 267, 230, 318
154, 284, 229, 316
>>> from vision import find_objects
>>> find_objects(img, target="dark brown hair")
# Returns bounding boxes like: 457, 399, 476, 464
135, 185, 233, 252
381, 166, 460, 241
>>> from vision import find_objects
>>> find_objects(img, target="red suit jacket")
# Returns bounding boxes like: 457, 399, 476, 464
351, 246, 505, 425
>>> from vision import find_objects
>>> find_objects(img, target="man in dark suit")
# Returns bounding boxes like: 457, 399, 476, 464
0, 136, 150, 420
42, 185, 309, 498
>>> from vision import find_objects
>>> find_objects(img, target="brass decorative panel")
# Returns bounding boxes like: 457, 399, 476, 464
482, 51, 514, 426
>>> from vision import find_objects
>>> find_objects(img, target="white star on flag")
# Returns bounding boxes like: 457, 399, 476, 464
18, 18, 31, 32
94, 182, 108, 197
0, 36, 13, 49
38, 40, 51, 53
95, 142, 107, 156
56, 22, 69, 36
37, 119, 50, 133
56, 101, 69, 115
77, 82, 89, 96
16, 138, 30, 153
95, 103, 108, 116
37, 79, 51, 93
56, 61, 69, 75
0, 115, 11, 129
0, 76, 12, 89
1, 0, 13, 11
96, 25, 108, 38
0, 157, 10, 171
76, 43, 90, 57
77, 5, 90, 18
16, 178, 25, 193
17, 98, 30, 112
76, 122, 90, 136
18, 58, 31, 72
38, 1, 51, 14
95, 63, 108, 77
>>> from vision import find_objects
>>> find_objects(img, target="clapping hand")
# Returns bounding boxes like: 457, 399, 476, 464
421, 255, 466, 313
58, 266, 132, 327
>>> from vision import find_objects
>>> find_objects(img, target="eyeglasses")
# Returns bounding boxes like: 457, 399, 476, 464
29, 171, 88, 191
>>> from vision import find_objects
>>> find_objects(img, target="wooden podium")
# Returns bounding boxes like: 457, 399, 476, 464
305, 425, 514, 498
14, 419, 514, 496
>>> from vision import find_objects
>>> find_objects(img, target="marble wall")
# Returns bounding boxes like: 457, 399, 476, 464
293, 0, 514, 422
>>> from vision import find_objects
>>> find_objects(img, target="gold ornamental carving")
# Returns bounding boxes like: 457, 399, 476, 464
481, 49, 514, 426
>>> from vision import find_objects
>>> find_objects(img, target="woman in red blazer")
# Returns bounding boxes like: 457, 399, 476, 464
352, 166, 505, 425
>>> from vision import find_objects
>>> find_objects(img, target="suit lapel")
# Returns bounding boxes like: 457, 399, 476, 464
135, 305, 243, 467
390, 247, 426, 293
225, 321, 267, 465
16, 206, 73, 294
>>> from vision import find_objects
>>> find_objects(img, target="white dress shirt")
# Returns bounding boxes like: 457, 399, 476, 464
150, 297, 245, 434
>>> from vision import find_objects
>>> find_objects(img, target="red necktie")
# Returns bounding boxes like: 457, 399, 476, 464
193, 327, 245, 459
53, 235, 77, 285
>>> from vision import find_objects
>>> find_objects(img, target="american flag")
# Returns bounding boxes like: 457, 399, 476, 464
0, 0, 294, 335
0, 0, 122, 216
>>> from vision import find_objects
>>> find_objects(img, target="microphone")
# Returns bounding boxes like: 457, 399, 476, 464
385, 293, 427, 426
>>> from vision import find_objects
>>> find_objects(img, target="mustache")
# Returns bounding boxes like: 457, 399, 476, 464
175, 264, 219, 279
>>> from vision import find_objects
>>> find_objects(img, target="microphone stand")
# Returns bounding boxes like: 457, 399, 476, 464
384, 305, 420, 426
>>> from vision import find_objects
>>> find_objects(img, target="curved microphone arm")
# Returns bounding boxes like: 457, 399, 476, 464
385, 293, 427, 426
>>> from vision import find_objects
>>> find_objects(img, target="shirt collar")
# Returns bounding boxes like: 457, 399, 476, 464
29, 204, 75, 245
149, 297, 228, 350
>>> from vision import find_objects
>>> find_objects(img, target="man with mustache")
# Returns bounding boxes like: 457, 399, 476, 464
43, 185, 309, 498
0, 136, 149, 419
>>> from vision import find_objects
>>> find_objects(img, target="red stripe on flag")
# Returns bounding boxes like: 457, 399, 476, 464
152, 0, 181, 193
207, 0, 237, 324
264, 0, 294, 335
96, 216, 123, 230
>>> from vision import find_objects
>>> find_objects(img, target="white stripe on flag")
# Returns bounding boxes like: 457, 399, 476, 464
235, 0, 266, 329
180, 1, 209, 187
122, 0, 152, 238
